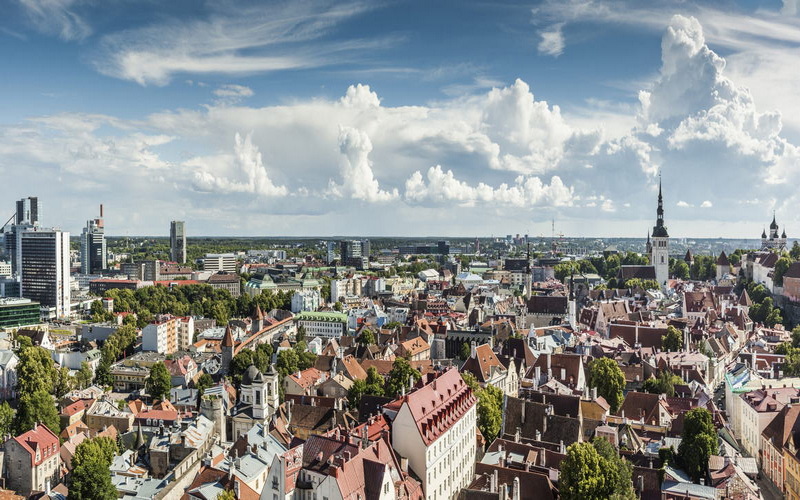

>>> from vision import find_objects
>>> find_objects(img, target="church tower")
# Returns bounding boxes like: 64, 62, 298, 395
649, 177, 669, 287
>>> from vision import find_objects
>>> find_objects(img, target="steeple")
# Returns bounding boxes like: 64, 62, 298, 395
652, 175, 669, 238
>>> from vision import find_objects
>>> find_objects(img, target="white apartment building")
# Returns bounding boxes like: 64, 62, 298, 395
142, 315, 193, 354
389, 367, 477, 500
290, 289, 320, 313
202, 253, 237, 273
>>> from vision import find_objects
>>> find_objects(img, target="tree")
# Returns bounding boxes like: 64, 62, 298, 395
276, 349, 299, 377
75, 361, 94, 389
587, 357, 625, 413
196, 373, 214, 399
670, 260, 690, 280
146, 362, 172, 401
476, 385, 503, 443
559, 439, 636, 500
348, 379, 368, 410
661, 325, 684, 352
69, 454, 117, 500
16, 346, 56, 396
14, 389, 60, 435
0, 401, 14, 437
357, 329, 375, 345
385, 358, 421, 397
73, 436, 118, 470
459, 342, 471, 361
642, 371, 684, 397
296, 325, 307, 343
229, 350, 255, 386
559, 442, 607, 500
791, 241, 800, 261
53, 366, 75, 399
773, 257, 792, 286
217, 490, 236, 500
678, 408, 717, 482
765, 307, 783, 328
592, 437, 636, 499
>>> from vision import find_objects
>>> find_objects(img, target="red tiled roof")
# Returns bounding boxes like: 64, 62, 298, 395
287, 367, 326, 390
61, 398, 94, 417
399, 368, 476, 445
13, 424, 60, 467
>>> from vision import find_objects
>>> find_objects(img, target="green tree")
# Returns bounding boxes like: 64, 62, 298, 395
559, 442, 607, 500
592, 437, 636, 499
671, 260, 690, 280
53, 366, 75, 399
678, 408, 717, 482
229, 350, 255, 386
69, 457, 117, 500
146, 362, 172, 401
461, 372, 480, 392
75, 361, 94, 389
348, 379, 368, 410
385, 358, 421, 397
642, 370, 684, 397
217, 490, 236, 500
791, 241, 800, 261
587, 357, 625, 413
765, 307, 783, 328
14, 334, 33, 353
73, 436, 118, 469
296, 325, 307, 343
774, 257, 792, 286
14, 389, 60, 435
16, 346, 56, 396
661, 325, 684, 352
276, 349, 299, 377
0, 401, 14, 437
196, 373, 214, 399
459, 342, 471, 361
476, 385, 503, 442
357, 329, 376, 345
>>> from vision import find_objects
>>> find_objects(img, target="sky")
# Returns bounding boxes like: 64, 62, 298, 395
2, 0, 800, 238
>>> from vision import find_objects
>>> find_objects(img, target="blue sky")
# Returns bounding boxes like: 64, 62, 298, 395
2, 0, 799, 238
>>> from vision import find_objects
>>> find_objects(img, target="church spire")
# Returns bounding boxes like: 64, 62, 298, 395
652, 174, 669, 238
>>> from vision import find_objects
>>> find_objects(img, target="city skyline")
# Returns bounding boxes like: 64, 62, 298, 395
3, 0, 800, 237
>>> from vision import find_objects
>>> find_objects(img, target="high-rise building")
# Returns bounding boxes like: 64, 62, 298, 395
4, 197, 39, 275
15, 197, 39, 226
17, 228, 71, 318
80, 205, 107, 274
339, 239, 369, 269
649, 177, 669, 287
170, 221, 186, 264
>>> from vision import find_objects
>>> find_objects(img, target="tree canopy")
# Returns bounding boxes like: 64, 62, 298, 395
642, 371, 684, 397
559, 439, 636, 500
385, 358, 421, 397
661, 325, 684, 352
69, 436, 119, 500
14, 389, 60, 435
678, 408, 717, 482
587, 357, 625, 413
146, 362, 172, 401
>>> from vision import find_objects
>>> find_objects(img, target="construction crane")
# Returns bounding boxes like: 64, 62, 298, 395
0, 212, 15, 233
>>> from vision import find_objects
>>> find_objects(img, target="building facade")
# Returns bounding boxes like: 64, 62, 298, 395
389, 368, 477, 500
17, 228, 71, 318
170, 220, 187, 264
295, 311, 348, 339
202, 253, 237, 273
4, 423, 61, 497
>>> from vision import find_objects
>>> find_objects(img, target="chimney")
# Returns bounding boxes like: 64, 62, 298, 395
560, 367, 566, 381
512, 477, 520, 500
400, 457, 409, 473
546, 353, 552, 370
520, 401, 526, 424
591, 387, 597, 401
471, 341, 477, 359
515, 427, 521, 443
490, 469, 498, 492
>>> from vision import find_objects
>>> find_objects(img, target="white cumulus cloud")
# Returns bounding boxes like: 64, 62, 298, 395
327, 126, 398, 202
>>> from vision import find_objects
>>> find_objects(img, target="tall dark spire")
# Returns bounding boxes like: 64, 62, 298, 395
652, 174, 669, 237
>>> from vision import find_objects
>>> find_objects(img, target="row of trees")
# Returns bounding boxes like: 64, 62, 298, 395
98, 285, 292, 327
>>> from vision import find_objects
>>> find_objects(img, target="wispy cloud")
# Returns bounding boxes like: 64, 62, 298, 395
94, 1, 387, 85
537, 23, 565, 56
212, 84, 254, 105
17, 0, 91, 40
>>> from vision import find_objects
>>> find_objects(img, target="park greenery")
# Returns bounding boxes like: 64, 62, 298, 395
94, 285, 292, 327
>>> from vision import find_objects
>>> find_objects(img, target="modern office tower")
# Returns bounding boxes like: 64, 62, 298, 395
339, 239, 370, 268
17, 228, 71, 318
326, 241, 337, 264
4, 197, 39, 274
15, 197, 39, 226
170, 221, 187, 264
80, 204, 107, 274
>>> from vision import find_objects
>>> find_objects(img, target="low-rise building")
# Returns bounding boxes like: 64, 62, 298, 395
3, 423, 61, 497
207, 271, 241, 297
295, 311, 348, 339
